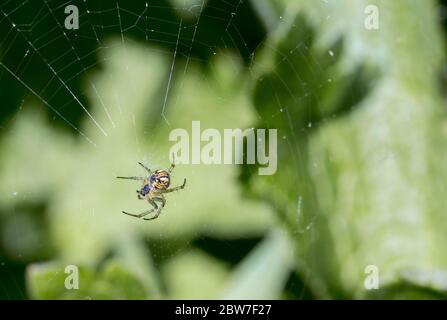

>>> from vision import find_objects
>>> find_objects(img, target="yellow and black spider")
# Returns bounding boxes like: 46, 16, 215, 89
117, 157, 186, 221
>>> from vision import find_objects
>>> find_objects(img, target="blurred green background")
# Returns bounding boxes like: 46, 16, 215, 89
1, 0, 447, 299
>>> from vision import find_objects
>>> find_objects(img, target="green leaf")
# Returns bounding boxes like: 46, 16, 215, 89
162, 249, 229, 299
219, 229, 294, 300
245, 0, 447, 298
0, 41, 274, 267
27, 259, 147, 300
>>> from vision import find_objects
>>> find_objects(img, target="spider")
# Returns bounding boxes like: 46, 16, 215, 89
117, 157, 186, 221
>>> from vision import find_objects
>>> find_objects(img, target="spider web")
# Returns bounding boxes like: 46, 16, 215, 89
0, 0, 256, 139
0, 0, 321, 299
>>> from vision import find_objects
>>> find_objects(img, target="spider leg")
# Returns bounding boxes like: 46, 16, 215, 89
123, 200, 158, 218
168, 153, 176, 173
138, 162, 152, 175
160, 178, 186, 194
117, 176, 146, 180
122, 208, 155, 218
143, 196, 166, 220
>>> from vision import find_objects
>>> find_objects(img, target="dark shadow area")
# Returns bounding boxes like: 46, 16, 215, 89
0, 0, 266, 133
193, 236, 262, 265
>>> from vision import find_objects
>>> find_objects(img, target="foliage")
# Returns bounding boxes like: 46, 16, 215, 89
243, 0, 447, 298
0, 39, 280, 299
28, 260, 147, 299
1, 0, 447, 300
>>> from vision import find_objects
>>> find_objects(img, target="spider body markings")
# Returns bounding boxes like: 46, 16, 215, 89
117, 159, 186, 221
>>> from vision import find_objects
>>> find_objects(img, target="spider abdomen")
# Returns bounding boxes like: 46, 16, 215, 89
150, 169, 171, 190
